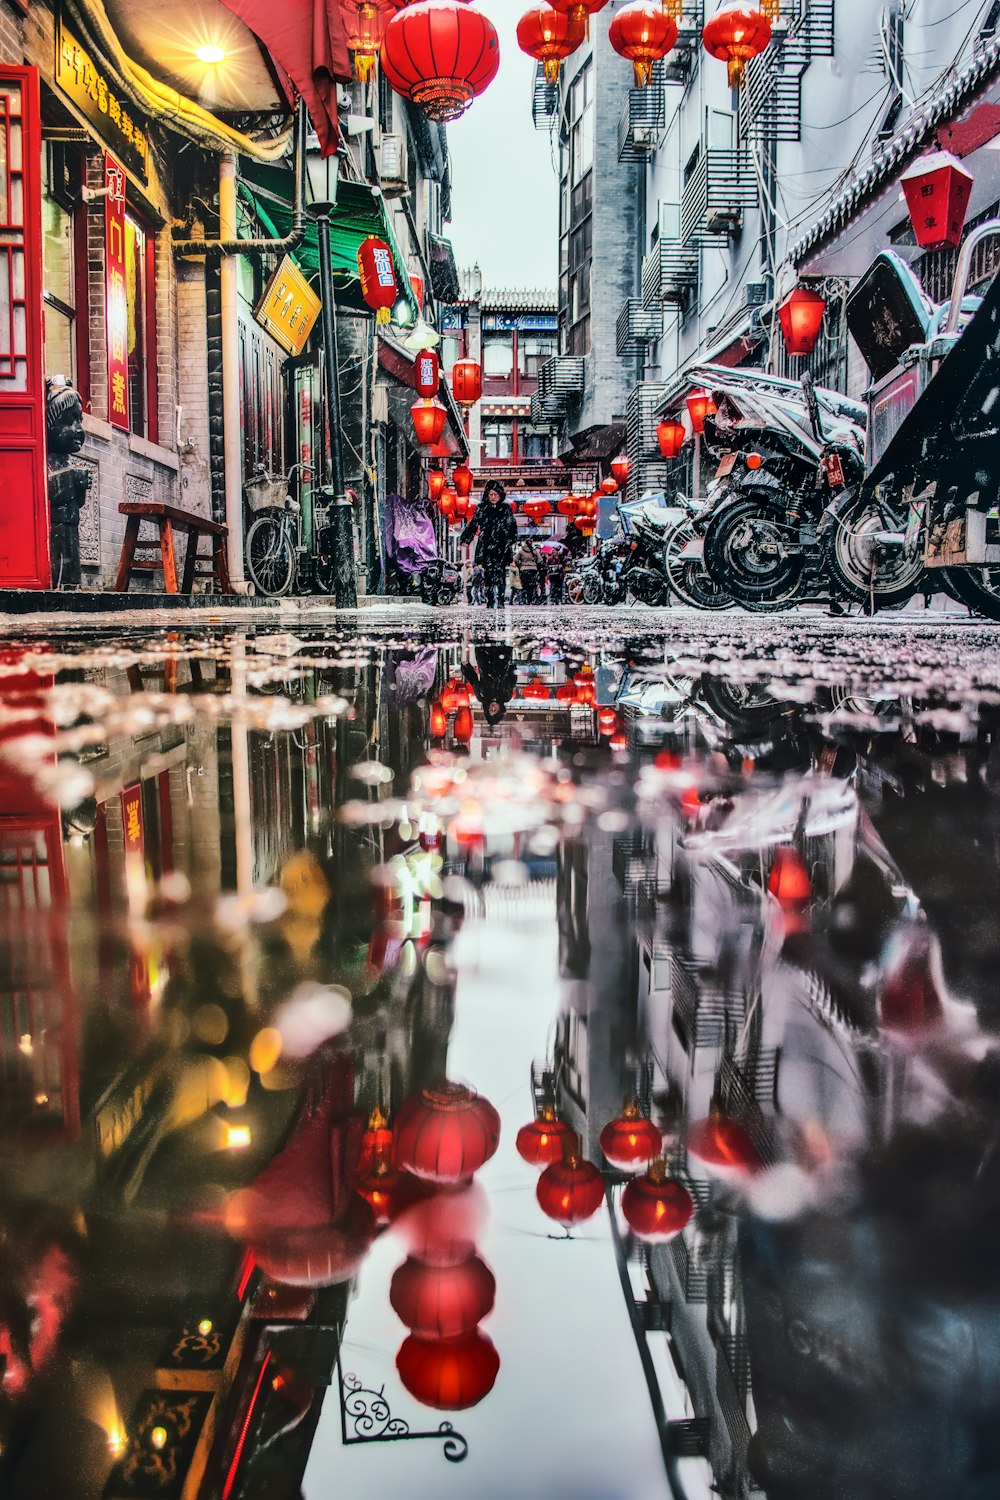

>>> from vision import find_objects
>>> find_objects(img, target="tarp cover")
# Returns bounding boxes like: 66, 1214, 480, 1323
219, 0, 351, 154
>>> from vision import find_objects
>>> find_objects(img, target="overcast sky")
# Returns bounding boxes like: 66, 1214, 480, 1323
445, 0, 560, 294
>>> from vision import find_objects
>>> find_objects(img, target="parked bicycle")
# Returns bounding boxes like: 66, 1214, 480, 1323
244, 464, 337, 597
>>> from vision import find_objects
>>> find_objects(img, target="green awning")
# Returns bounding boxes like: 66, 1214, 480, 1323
238, 164, 418, 322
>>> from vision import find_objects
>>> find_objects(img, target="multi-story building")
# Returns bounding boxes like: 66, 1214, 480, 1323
533, 1, 1000, 505
0, 1, 464, 597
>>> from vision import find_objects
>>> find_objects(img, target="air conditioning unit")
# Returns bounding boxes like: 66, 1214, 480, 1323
379, 134, 407, 194
632, 126, 656, 147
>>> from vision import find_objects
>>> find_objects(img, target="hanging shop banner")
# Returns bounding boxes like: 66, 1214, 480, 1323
105, 157, 129, 433
55, 8, 150, 184
254, 256, 322, 358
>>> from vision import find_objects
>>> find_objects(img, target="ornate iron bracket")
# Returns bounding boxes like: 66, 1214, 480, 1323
336, 1357, 469, 1463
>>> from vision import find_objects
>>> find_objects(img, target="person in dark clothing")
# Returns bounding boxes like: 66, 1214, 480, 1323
462, 646, 516, 725
460, 479, 517, 608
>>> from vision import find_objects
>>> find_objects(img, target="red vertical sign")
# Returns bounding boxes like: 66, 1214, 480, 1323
105, 156, 129, 433
0, 67, 50, 588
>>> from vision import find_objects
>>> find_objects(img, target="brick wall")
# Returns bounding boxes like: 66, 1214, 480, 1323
175, 261, 212, 521
0, 1, 23, 64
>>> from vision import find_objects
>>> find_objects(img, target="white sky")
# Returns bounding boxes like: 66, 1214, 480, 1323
445, 0, 560, 294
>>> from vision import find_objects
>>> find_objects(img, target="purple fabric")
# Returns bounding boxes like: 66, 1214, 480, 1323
383, 492, 438, 574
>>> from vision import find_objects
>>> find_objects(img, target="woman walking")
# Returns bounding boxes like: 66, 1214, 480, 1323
460, 479, 517, 608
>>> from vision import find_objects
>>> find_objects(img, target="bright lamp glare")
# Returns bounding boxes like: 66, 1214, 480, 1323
196, 43, 226, 63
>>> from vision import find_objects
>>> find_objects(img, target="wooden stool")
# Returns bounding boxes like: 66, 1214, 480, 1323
114, 503, 231, 595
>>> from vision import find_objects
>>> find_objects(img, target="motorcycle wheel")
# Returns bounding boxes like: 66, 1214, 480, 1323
435, 585, 455, 606
663, 523, 734, 610
580, 574, 602, 605
821, 498, 924, 609
698, 676, 787, 736
940, 566, 1000, 621
703, 496, 803, 605
626, 569, 669, 606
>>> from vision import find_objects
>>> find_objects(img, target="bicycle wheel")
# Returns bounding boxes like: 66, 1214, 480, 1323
246, 513, 295, 597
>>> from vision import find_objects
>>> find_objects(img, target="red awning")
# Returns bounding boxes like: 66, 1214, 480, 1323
218, 0, 352, 153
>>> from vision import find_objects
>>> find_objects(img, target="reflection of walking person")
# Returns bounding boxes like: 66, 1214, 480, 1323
460, 479, 517, 608
462, 646, 516, 725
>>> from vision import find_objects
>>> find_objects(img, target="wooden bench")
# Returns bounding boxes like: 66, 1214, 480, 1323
114, 503, 232, 595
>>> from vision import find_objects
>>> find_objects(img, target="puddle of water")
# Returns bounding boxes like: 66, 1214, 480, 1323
1, 619, 1000, 1500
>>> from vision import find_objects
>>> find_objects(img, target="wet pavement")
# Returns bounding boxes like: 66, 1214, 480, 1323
1, 606, 1000, 1500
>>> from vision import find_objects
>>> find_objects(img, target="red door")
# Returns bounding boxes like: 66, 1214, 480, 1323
0, 68, 50, 589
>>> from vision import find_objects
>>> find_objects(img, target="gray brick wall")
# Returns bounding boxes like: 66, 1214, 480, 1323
0, 2, 24, 64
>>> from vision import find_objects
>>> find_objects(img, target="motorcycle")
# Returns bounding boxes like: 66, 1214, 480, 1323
619, 497, 734, 608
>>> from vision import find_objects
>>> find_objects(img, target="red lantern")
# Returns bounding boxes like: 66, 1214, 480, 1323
622, 1164, 694, 1243
429, 700, 447, 738
768, 845, 812, 911
685, 388, 717, 434
556, 494, 579, 517
657, 418, 685, 458
342, 0, 394, 82
778, 287, 826, 357
516, 1106, 572, 1166
357, 1164, 407, 1227
901, 150, 974, 251
250, 1199, 376, 1288
412, 399, 447, 447
609, 0, 678, 87
380, 0, 500, 122
702, 3, 771, 87
439, 487, 457, 518
555, 682, 578, 701
599, 476, 619, 496
452, 464, 473, 497
410, 271, 425, 309
415, 349, 440, 398
390, 1252, 496, 1339
440, 677, 469, 711
537, 1154, 604, 1227
516, 3, 585, 85
687, 1108, 760, 1178
453, 704, 473, 742
521, 679, 551, 701
452, 358, 483, 408
574, 518, 595, 536
597, 706, 618, 734
611, 455, 631, 487
396, 1329, 500, 1410
358, 235, 398, 324
576, 495, 597, 518
428, 468, 446, 503
359, 1107, 394, 1177
394, 1081, 500, 1184
524, 498, 552, 523
599, 1101, 663, 1172
549, 0, 610, 38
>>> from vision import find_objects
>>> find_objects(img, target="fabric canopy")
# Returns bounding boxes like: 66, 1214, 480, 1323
218, 0, 352, 154
239, 167, 419, 321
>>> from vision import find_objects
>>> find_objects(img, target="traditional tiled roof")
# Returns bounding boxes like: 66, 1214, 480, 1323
789, 37, 1000, 266
453, 268, 557, 310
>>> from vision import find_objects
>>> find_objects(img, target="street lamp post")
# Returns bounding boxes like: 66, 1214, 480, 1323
305, 141, 358, 608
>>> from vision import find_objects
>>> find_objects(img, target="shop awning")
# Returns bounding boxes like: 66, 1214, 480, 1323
239, 165, 419, 321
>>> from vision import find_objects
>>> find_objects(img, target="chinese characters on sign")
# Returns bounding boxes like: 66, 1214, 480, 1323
254, 256, 321, 358
105, 157, 129, 433
55, 9, 150, 184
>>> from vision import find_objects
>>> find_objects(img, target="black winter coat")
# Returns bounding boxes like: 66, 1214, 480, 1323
460, 500, 517, 571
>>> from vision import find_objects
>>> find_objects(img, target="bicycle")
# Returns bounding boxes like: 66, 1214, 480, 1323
244, 464, 338, 597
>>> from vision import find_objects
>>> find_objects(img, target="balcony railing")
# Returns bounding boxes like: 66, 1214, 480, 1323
532, 63, 558, 132
617, 76, 666, 163
642, 238, 699, 306
680, 148, 758, 244
616, 298, 664, 357
625, 380, 671, 501
534, 355, 585, 418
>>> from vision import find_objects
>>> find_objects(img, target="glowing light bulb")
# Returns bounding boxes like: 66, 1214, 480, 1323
195, 43, 226, 63
150, 1426, 168, 1450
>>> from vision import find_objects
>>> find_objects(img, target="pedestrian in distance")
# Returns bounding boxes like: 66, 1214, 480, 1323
460, 479, 518, 609
515, 538, 540, 604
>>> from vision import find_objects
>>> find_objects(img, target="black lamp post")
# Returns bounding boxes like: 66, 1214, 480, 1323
305, 139, 357, 608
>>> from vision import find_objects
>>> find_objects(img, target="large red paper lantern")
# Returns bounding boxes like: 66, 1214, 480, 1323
611, 455, 631, 487
396, 1330, 500, 1410
452, 358, 483, 408
524, 498, 552, 522
439, 487, 457, 518
574, 518, 595, 536
599, 476, 619, 495
453, 463, 473, 497
622, 1167, 694, 1243
778, 287, 826, 357
428, 468, 446, 503
521, 680, 552, 702
536, 1154, 604, 1226
380, 0, 500, 122
688, 1109, 760, 1178
685, 388, 717, 433
391, 1253, 495, 1339
395, 1081, 501, 1184
900, 150, 974, 250
429, 700, 447, 738
768, 845, 812, 909
556, 494, 579, 517
342, 0, 394, 82
609, 0, 678, 87
600, 1101, 663, 1172
453, 705, 473, 742
440, 677, 470, 711
358, 236, 398, 324
453, 491, 471, 520
516, 3, 585, 84
701, 3, 771, 87
412, 399, 447, 447
415, 349, 440, 398
657, 418, 685, 458
516, 1106, 573, 1165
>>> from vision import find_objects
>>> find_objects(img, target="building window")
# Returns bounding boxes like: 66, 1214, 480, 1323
559, 61, 593, 358
124, 214, 157, 441
520, 334, 557, 379
483, 332, 514, 378
42, 145, 85, 391
521, 425, 551, 460
483, 420, 513, 459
